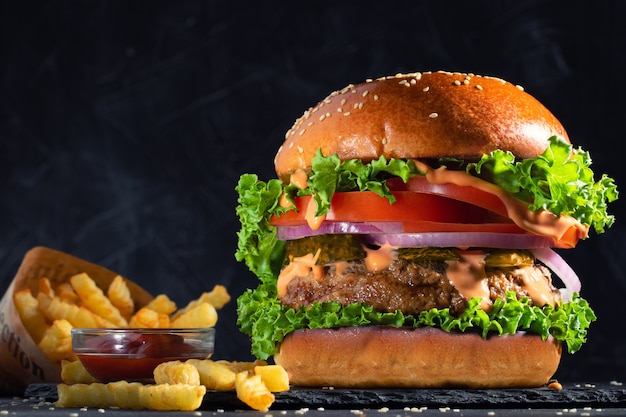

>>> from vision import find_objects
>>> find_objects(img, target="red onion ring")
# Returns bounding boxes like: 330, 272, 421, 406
531, 247, 581, 302
364, 232, 554, 249
275, 222, 405, 240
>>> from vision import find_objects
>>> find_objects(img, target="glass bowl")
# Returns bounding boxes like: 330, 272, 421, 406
71, 327, 215, 383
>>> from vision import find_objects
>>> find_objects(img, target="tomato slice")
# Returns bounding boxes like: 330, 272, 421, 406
271, 191, 515, 229
387, 176, 582, 248
386, 176, 509, 218
270, 176, 582, 248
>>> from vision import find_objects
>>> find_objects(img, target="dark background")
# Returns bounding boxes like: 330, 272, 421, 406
1, 1, 624, 383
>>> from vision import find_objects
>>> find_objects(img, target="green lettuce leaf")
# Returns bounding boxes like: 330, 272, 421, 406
237, 285, 596, 360
234, 136, 615, 359
234, 155, 420, 280
235, 137, 618, 280
466, 136, 618, 233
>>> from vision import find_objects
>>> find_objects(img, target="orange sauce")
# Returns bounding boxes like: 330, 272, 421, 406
516, 266, 556, 307
445, 250, 491, 310
364, 243, 395, 272
304, 197, 326, 230
277, 250, 321, 297
413, 160, 589, 245
290, 169, 309, 190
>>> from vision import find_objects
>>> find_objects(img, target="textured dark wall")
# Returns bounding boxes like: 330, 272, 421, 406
1, 1, 625, 382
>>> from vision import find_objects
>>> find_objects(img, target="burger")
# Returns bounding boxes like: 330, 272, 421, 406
235, 71, 618, 388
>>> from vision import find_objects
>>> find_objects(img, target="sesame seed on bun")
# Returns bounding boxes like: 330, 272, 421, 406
274, 71, 569, 182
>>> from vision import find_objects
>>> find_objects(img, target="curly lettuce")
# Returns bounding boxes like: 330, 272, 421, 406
465, 136, 618, 233
236, 136, 617, 282
234, 136, 616, 359
237, 284, 596, 360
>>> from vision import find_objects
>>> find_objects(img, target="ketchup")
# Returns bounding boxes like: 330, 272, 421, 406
77, 333, 206, 382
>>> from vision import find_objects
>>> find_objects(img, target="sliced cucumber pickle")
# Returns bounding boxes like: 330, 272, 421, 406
397, 247, 460, 263
284, 234, 366, 265
484, 249, 534, 268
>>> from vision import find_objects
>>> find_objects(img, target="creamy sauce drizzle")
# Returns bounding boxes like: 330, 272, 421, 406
304, 197, 326, 230
445, 250, 491, 310
363, 243, 395, 272
413, 160, 589, 245
278, 247, 556, 309
276, 161, 570, 307
277, 249, 322, 297
516, 265, 556, 307
290, 169, 309, 190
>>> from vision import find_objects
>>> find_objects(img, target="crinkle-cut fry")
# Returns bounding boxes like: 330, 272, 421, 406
109, 381, 144, 409
38, 277, 55, 297
60, 360, 97, 384
172, 285, 230, 320
55, 282, 79, 304
56, 383, 114, 408
107, 275, 134, 320
254, 365, 290, 392
153, 361, 200, 386
235, 371, 275, 412
56, 382, 206, 411
186, 359, 237, 391
35, 291, 52, 315
129, 307, 170, 328
70, 273, 128, 327
170, 302, 217, 328
13, 288, 48, 343
145, 294, 177, 315
38, 319, 76, 362
37, 292, 115, 328
140, 383, 206, 411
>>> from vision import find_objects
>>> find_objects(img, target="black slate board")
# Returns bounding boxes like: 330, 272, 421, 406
25, 382, 626, 410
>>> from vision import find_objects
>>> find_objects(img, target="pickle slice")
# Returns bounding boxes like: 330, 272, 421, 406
397, 247, 460, 263
484, 249, 534, 268
284, 235, 366, 265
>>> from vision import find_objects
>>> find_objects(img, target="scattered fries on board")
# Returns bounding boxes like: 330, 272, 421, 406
13, 272, 289, 411
58, 359, 290, 411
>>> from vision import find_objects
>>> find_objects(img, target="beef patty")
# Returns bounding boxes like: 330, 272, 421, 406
279, 258, 561, 316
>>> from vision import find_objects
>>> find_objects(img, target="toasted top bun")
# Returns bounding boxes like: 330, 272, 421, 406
275, 71, 569, 182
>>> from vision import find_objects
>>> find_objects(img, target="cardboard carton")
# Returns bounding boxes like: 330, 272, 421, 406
0, 247, 152, 394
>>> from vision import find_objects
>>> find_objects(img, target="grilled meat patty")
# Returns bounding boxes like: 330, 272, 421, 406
279, 258, 561, 316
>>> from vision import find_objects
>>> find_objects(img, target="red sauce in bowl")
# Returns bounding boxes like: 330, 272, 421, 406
76, 332, 207, 382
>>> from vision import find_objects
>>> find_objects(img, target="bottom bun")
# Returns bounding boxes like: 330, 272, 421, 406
274, 326, 562, 388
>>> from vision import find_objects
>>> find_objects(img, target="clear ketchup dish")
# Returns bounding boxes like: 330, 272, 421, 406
71, 328, 215, 383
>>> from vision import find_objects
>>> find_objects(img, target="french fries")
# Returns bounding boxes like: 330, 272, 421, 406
13, 289, 48, 343
170, 302, 217, 328
128, 307, 170, 328
106, 275, 134, 320
60, 359, 97, 384
171, 285, 230, 319
37, 319, 76, 362
186, 359, 238, 391
58, 358, 290, 411
56, 381, 206, 411
70, 273, 128, 327
153, 359, 289, 411
145, 294, 177, 315
13, 274, 228, 365
153, 361, 200, 385
235, 371, 275, 412
254, 364, 290, 393
12, 272, 285, 412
